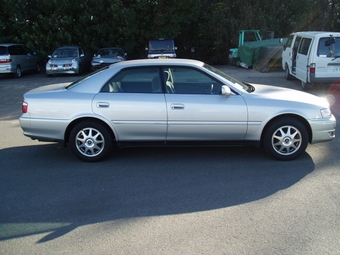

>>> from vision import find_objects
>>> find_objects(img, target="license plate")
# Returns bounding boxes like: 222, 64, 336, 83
159, 56, 166, 59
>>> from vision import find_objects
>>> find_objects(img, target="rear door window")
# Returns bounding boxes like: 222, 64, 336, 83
101, 67, 161, 93
298, 38, 312, 55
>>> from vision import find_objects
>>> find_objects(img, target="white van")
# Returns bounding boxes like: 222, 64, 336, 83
281, 31, 340, 89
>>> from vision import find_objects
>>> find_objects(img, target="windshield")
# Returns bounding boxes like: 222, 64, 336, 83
149, 39, 175, 52
97, 48, 124, 57
52, 48, 79, 58
203, 64, 251, 92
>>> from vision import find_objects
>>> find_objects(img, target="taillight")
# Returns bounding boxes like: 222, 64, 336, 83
310, 63, 316, 73
0, 59, 12, 63
22, 102, 28, 113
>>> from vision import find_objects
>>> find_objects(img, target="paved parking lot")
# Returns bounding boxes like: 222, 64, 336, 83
1, 66, 340, 255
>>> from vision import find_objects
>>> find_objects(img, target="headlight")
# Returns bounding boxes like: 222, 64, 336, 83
321, 108, 332, 118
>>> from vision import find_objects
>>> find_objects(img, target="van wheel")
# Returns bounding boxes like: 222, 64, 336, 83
285, 65, 293, 80
13, 66, 22, 78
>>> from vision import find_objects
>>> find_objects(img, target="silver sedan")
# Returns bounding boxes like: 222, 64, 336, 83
20, 59, 336, 162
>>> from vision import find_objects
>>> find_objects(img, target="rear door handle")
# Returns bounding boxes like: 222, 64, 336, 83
170, 104, 185, 110
97, 102, 110, 108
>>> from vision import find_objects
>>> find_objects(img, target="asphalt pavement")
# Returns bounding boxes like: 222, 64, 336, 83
0, 66, 340, 255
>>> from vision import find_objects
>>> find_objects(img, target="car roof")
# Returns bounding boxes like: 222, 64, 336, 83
99, 47, 123, 50
110, 58, 204, 68
55, 46, 80, 49
0, 43, 24, 47
290, 31, 340, 37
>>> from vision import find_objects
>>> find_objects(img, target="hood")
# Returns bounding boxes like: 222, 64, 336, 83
252, 84, 330, 108
50, 57, 78, 62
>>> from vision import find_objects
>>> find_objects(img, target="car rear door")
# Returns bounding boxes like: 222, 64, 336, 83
295, 37, 312, 83
92, 67, 167, 141
163, 67, 248, 141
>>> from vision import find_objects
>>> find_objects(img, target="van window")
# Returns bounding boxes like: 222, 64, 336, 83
318, 37, 340, 58
284, 35, 294, 48
298, 38, 312, 55
0, 46, 8, 55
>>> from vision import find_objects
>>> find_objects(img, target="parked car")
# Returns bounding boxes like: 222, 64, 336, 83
91, 47, 126, 70
281, 31, 340, 90
0, 43, 40, 78
46, 46, 91, 76
20, 59, 336, 162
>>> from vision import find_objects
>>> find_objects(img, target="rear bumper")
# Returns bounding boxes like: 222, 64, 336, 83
310, 74, 340, 84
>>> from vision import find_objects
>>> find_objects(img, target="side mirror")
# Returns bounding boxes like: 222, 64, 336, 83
47, 55, 52, 59
221, 85, 231, 96
145, 47, 149, 51
80, 53, 85, 57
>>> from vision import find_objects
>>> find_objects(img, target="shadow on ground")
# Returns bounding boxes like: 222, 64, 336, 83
0, 143, 315, 242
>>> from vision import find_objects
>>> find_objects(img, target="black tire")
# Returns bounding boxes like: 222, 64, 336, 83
69, 121, 113, 162
263, 117, 308, 161
13, 65, 22, 78
36, 62, 41, 73
284, 65, 292, 80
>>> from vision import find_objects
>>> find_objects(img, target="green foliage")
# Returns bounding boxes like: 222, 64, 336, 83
0, 0, 339, 64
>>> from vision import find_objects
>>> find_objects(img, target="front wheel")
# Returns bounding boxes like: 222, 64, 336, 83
263, 118, 308, 160
285, 65, 292, 80
69, 121, 113, 162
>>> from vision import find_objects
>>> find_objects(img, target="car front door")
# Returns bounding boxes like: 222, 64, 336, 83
163, 67, 248, 141
92, 67, 167, 141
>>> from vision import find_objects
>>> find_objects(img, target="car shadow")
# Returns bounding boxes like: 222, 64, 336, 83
0, 143, 315, 243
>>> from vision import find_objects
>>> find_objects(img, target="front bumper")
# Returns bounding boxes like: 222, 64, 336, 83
310, 114, 336, 143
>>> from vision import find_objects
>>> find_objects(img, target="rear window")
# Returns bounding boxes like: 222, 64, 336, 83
0, 46, 8, 55
317, 37, 340, 58
8, 45, 25, 55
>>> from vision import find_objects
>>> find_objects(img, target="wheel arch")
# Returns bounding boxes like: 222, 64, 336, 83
64, 117, 116, 145
260, 114, 312, 147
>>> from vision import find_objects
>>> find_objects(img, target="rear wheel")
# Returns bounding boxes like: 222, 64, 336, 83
263, 117, 308, 160
13, 65, 22, 78
69, 121, 113, 162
